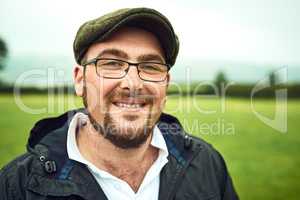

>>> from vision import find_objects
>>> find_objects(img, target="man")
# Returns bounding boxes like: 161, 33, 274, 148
0, 7, 238, 200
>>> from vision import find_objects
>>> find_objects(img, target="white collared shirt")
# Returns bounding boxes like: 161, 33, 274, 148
67, 112, 169, 200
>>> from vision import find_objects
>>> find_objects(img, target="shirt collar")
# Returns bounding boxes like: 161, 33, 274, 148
67, 112, 89, 164
67, 112, 169, 165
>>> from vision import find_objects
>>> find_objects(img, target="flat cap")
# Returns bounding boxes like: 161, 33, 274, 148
73, 7, 179, 67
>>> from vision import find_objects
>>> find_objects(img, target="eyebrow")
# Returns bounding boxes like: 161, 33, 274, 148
96, 48, 165, 63
96, 48, 129, 59
137, 54, 165, 63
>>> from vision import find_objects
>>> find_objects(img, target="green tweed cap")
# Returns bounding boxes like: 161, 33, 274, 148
73, 7, 179, 67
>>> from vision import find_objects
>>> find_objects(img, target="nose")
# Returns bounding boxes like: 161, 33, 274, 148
119, 65, 143, 93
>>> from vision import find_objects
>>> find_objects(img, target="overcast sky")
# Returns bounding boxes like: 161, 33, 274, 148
1, 0, 299, 66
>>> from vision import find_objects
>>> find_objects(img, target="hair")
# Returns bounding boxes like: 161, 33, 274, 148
80, 54, 88, 66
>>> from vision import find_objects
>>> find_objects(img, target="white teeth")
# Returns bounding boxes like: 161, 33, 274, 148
115, 103, 142, 109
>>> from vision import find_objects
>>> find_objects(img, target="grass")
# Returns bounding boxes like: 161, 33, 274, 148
0, 94, 299, 200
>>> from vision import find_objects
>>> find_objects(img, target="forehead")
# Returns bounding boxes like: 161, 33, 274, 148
85, 27, 165, 62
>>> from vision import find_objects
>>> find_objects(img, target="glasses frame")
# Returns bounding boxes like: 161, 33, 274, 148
82, 57, 170, 82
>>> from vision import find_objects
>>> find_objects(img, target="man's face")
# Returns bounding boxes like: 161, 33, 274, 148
74, 27, 169, 149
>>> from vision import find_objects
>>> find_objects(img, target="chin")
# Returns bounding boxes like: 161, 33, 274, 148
103, 114, 153, 149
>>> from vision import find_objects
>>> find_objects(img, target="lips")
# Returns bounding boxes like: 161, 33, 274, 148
112, 97, 147, 110
114, 102, 143, 108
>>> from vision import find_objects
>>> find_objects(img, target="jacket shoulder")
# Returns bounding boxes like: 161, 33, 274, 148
189, 134, 228, 172
185, 135, 239, 199
159, 112, 226, 168
190, 135, 221, 156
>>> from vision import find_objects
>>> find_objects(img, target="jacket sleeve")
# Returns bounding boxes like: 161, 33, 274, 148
222, 167, 239, 200
0, 169, 12, 200
0, 160, 26, 200
213, 150, 239, 200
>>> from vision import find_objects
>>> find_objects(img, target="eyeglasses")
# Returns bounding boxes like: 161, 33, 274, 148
82, 58, 170, 82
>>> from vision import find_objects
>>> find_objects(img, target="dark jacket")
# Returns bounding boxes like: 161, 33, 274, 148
0, 109, 239, 200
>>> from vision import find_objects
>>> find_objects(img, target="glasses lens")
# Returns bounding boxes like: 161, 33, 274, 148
96, 59, 127, 78
138, 63, 168, 81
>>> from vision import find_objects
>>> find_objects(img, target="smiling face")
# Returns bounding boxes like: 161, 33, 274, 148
74, 27, 169, 149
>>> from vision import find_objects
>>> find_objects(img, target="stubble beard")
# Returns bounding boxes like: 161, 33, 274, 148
82, 81, 155, 149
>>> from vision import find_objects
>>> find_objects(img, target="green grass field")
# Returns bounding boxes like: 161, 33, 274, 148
0, 94, 299, 200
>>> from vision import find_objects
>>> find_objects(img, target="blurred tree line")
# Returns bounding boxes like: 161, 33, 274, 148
0, 37, 299, 98
0, 37, 8, 71
167, 71, 300, 98
0, 37, 8, 86
1, 70, 300, 98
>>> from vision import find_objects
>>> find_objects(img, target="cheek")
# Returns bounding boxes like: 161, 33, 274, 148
147, 83, 168, 111
156, 91, 167, 112
99, 79, 119, 99
85, 77, 119, 109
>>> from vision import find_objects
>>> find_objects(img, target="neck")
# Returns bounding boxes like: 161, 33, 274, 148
77, 120, 158, 191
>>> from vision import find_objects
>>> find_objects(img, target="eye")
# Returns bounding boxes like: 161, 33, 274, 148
97, 60, 125, 69
139, 63, 166, 73
104, 61, 122, 66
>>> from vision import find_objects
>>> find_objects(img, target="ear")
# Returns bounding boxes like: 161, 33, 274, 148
73, 65, 84, 97
165, 73, 171, 89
